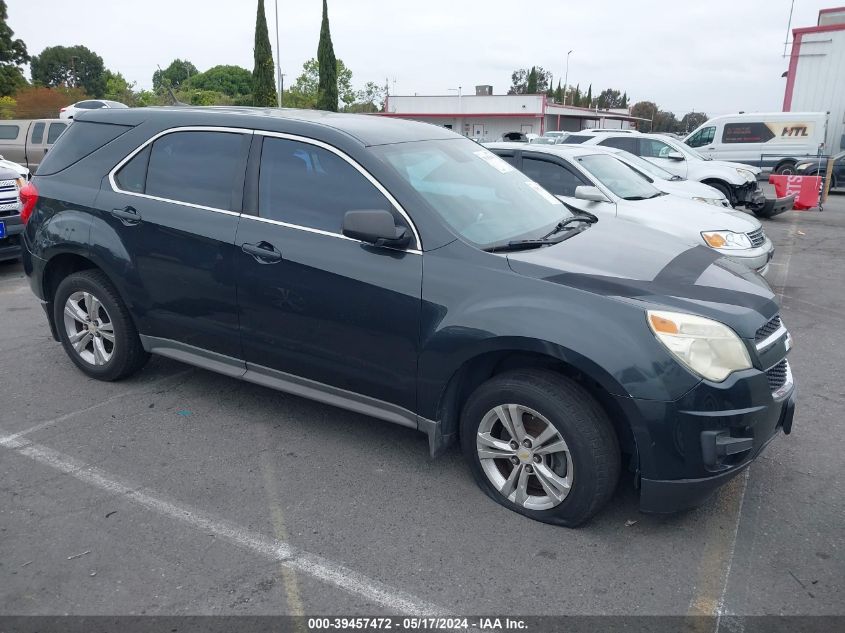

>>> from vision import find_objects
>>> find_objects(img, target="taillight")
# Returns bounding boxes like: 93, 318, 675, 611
60, 107, 66, 112
19, 181, 38, 224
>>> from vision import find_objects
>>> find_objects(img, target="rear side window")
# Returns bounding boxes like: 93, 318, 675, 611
521, 156, 587, 197
31, 122, 45, 144
0, 125, 19, 140
598, 136, 637, 152
258, 137, 394, 233
47, 122, 67, 144
722, 122, 774, 144
37, 121, 132, 176
76, 100, 104, 109
144, 131, 246, 210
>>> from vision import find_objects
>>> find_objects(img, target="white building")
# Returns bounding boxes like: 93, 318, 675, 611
783, 6, 845, 152
378, 90, 644, 142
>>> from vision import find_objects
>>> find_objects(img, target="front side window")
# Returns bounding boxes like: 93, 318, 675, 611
576, 154, 661, 200
145, 131, 246, 210
521, 156, 587, 197
373, 139, 571, 249
639, 139, 677, 158
47, 122, 67, 144
686, 126, 715, 148
258, 137, 397, 234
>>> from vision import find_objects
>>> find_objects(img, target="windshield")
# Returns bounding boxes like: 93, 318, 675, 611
529, 137, 558, 145
576, 154, 662, 200
612, 150, 679, 181
373, 139, 571, 248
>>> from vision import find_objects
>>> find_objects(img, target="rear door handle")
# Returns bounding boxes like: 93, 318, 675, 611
111, 206, 141, 226
242, 241, 282, 263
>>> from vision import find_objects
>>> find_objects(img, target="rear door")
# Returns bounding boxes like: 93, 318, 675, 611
234, 133, 422, 412
98, 127, 251, 359
25, 121, 50, 171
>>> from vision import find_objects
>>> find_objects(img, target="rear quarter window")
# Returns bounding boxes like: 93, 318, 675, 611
0, 125, 20, 140
36, 121, 132, 176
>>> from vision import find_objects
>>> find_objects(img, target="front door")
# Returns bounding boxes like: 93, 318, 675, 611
235, 134, 422, 412
99, 128, 251, 358
518, 152, 617, 219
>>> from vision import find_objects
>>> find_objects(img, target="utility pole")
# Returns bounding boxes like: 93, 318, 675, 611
275, 0, 282, 107
562, 50, 573, 106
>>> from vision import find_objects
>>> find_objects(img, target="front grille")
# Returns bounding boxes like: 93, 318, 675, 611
766, 359, 789, 392
746, 227, 766, 248
0, 209, 19, 218
755, 315, 782, 342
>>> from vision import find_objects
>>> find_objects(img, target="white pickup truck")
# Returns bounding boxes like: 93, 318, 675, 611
0, 119, 70, 173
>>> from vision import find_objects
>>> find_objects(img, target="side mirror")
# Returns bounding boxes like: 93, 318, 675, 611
342, 210, 411, 249
666, 151, 685, 161
574, 186, 610, 203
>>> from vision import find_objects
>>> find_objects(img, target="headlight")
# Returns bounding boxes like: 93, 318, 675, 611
647, 310, 752, 382
701, 230, 752, 250
736, 168, 757, 183
692, 196, 728, 207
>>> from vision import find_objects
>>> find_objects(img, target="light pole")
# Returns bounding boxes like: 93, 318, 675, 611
562, 50, 573, 106
274, 0, 282, 108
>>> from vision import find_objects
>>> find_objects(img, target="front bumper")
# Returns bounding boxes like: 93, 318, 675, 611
731, 183, 794, 218
614, 332, 796, 514
0, 217, 23, 262
723, 239, 775, 275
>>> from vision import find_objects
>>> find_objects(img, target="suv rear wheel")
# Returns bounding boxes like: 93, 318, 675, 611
53, 270, 149, 381
460, 370, 620, 526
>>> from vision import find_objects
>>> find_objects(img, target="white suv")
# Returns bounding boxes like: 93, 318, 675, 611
565, 131, 793, 218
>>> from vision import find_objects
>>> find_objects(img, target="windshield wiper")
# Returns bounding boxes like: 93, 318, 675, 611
540, 214, 597, 239
670, 175, 683, 181
623, 192, 665, 201
484, 228, 588, 253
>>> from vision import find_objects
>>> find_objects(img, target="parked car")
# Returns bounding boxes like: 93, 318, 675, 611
0, 166, 24, 262
60, 99, 129, 120
21, 107, 795, 526
0, 156, 30, 180
571, 131, 794, 218
795, 151, 844, 191
485, 143, 775, 274
0, 119, 70, 173
591, 145, 731, 207
684, 111, 830, 174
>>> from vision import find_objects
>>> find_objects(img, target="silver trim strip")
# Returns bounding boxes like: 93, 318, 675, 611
107, 125, 423, 253
756, 324, 787, 352
254, 130, 422, 250
139, 335, 421, 430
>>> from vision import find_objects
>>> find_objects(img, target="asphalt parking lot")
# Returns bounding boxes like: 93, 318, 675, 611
1, 196, 843, 618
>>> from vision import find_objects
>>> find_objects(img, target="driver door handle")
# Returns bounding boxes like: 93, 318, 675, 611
111, 206, 141, 226
242, 241, 282, 263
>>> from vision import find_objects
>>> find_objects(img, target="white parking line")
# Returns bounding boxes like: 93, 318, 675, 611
0, 430, 445, 615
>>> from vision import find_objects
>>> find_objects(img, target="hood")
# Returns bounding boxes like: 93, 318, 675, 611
506, 217, 778, 337
620, 195, 761, 236
657, 179, 726, 201
0, 158, 28, 178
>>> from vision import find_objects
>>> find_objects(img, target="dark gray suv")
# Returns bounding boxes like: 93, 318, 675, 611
21, 107, 796, 526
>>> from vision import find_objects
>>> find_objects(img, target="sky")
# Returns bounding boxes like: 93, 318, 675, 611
6, 0, 836, 116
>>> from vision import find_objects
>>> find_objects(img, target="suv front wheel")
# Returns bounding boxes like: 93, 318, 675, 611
460, 370, 620, 526
53, 270, 149, 381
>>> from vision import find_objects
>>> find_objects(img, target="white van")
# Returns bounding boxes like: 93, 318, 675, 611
683, 112, 829, 174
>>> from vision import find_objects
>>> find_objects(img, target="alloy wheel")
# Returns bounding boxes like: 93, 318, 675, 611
62, 291, 115, 366
476, 404, 574, 510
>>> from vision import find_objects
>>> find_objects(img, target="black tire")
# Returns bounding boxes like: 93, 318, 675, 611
53, 269, 149, 381
460, 370, 620, 527
774, 161, 797, 176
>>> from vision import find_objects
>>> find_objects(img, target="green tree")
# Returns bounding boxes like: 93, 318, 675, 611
252, 0, 277, 107
0, 0, 28, 96
316, 0, 338, 111
507, 66, 552, 95
596, 88, 625, 109
285, 57, 353, 109
30, 45, 106, 97
526, 66, 538, 94
679, 111, 708, 133
186, 65, 252, 98
621, 91, 628, 108
152, 59, 197, 91
554, 80, 563, 104
630, 100, 658, 131
102, 70, 136, 105
346, 80, 385, 113
585, 84, 592, 108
